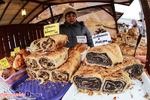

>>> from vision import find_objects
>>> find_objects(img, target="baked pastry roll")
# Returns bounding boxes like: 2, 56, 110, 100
16, 49, 31, 59
25, 47, 68, 70
120, 44, 147, 56
40, 34, 68, 52
136, 46, 147, 56
85, 43, 123, 68
125, 35, 139, 46
13, 54, 26, 70
127, 27, 139, 36
102, 70, 131, 94
0, 66, 16, 79
26, 68, 38, 79
51, 50, 81, 83
122, 56, 144, 79
139, 37, 147, 47
26, 68, 52, 84
71, 65, 105, 92
120, 44, 135, 56
30, 38, 46, 53
25, 51, 42, 69
37, 47, 68, 70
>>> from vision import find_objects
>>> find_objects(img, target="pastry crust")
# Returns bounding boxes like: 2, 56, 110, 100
120, 44, 147, 56
127, 27, 139, 36
102, 70, 131, 94
40, 34, 68, 52
71, 65, 104, 92
85, 43, 123, 68
71, 65, 130, 94
25, 47, 68, 70
26, 68, 39, 79
125, 35, 139, 46
74, 43, 88, 53
30, 38, 46, 53
13, 55, 26, 70
26, 68, 52, 84
0, 66, 16, 79
121, 56, 144, 79
51, 50, 81, 82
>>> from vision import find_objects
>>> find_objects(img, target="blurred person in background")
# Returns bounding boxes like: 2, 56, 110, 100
130, 19, 142, 34
119, 23, 128, 33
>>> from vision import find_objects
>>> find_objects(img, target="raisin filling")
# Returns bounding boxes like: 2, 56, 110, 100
52, 71, 69, 82
39, 58, 55, 69
38, 71, 49, 80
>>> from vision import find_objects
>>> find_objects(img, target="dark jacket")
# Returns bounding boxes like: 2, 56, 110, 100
60, 20, 94, 47
132, 24, 141, 34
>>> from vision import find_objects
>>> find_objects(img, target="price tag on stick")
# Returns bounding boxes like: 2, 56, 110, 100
0, 57, 10, 69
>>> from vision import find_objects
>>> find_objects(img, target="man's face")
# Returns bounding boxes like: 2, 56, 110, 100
65, 13, 76, 24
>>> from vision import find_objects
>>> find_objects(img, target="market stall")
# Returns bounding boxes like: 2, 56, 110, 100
0, 0, 150, 100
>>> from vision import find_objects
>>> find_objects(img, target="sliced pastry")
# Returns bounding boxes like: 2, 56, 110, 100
26, 68, 38, 79
25, 47, 68, 70
40, 34, 68, 52
122, 56, 144, 79
102, 70, 131, 94
30, 38, 46, 53
13, 54, 26, 70
25, 51, 43, 69
71, 65, 105, 92
51, 50, 81, 83
85, 43, 123, 68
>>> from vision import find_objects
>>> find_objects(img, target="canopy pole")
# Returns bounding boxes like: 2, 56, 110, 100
140, 0, 150, 74
49, 6, 54, 23
111, 0, 118, 33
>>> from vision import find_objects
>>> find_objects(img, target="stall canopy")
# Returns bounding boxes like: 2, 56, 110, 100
0, 0, 133, 26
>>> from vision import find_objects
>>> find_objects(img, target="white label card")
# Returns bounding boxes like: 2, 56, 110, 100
26, 47, 30, 51
92, 32, 112, 46
76, 36, 87, 43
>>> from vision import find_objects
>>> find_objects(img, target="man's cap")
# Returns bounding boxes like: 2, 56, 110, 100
63, 7, 77, 18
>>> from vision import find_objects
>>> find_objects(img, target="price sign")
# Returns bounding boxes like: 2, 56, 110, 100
44, 23, 59, 37
76, 36, 87, 43
0, 57, 10, 69
14, 47, 20, 53
10, 51, 15, 56
92, 32, 112, 46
